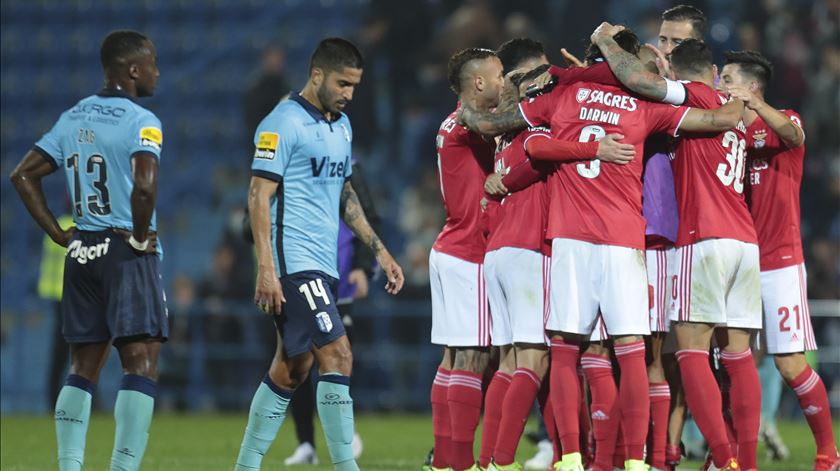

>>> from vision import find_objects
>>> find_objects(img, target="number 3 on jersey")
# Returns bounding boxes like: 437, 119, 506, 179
576, 125, 605, 179
716, 131, 746, 193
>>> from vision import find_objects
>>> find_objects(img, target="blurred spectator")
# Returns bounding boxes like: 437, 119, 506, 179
243, 45, 290, 151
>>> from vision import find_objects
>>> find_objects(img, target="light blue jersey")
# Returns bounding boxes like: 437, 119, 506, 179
34, 89, 163, 232
251, 93, 352, 279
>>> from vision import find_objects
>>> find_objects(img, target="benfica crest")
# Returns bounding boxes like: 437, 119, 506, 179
576, 88, 591, 103
752, 129, 767, 148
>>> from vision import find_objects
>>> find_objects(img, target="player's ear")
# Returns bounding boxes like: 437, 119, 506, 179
475, 75, 485, 93
310, 67, 324, 86
128, 63, 140, 80
711, 64, 719, 80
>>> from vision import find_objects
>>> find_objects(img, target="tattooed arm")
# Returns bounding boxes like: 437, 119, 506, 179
457, 104, 528, 137
340, 180, 404, 294
591, 22, 670, 102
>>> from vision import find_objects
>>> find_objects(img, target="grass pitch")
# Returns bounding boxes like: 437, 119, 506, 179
0, 413, 831, 470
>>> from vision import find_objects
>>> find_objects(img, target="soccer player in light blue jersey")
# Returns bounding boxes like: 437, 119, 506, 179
10, 31, 166, 471
235, 38, 404, 471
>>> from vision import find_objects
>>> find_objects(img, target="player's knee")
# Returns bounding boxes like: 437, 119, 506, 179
320, 341, 353, 375
119, 350, 158, 379
454, 347, 490, 373
773, 353, 806, 381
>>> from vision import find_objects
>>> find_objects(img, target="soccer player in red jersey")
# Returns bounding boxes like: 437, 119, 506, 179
428, 47, 503, 471
593, 26, 760, 471
462, 28, 744, 471
722, 50, 840, 471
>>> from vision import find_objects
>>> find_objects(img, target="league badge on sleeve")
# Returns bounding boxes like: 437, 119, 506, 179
254, 132, 279, 160
139, 127, 163, 151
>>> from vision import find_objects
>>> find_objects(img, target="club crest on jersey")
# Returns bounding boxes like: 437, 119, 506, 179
315, 312, 333, 333
752, 130, 767, 148
254, 132, 279, 160
339, 123, 350, 142
139, 127, 162, 151
576, 88, 592, 103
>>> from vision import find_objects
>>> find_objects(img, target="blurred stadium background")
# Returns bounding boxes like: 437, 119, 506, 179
0, 0, 837, 463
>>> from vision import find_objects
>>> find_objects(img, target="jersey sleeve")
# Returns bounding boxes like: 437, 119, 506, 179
549, 62, 620, 87
762, 110, 804, 150
519, 85, 565, 127
129, 112, 163, 161
645, 102, 691, 137
33, 113, 67, 169
251, 113, 298, 182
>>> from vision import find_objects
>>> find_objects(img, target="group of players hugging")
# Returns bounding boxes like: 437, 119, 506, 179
426, 5, 838, 471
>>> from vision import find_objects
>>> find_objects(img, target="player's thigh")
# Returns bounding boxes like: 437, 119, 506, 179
547, 238, 600, 335
104, 232, 169, 343
724, 242, 762, 330
431, 250, 490, 347
276, 271, 346, 359
499, 248, 548, 345
670, 239, 730, 325
600, 245, 650, 336
760, 263, 817, 354
647, 248, 674, 333
62, 232, 109, 344
484, 249, 512, 347
69, 341, 112, 382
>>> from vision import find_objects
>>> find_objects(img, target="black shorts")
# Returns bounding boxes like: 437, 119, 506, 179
61, 230, 168, 344
274, 270, 345, 358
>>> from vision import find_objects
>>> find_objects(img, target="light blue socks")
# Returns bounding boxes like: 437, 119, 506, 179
758, 354, 783, 425
110, 374, 157, 471
317, 373, 359, 471
234, 374, 293, 471
55, 374, 95, 471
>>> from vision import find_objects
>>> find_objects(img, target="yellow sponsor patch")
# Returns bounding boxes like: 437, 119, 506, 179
254, 132, 279, 160
139, 127, 163, 151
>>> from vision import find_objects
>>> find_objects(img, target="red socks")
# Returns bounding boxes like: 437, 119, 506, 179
721, 349, 760, 470
614, 341, 649, 461
550, 339, 582, 455
448, 370, 484, 470
787, 365, 838, 456
493, 368, 542, 466
581, 353, 620, 471
479, 371, 511, 467
648, 382, 671, 470
431, 368, 451, 468
676, 349, 733, 468
539, 383, 561, 463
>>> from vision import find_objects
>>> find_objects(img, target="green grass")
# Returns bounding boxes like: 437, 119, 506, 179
0, 413, 831, 470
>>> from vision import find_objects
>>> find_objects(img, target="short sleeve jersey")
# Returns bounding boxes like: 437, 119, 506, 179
519, 76, 689, 249
671, 81, 756, 247
251, 93, 353, 279
486, 127, 551, 253
432, 109, 496, 263
34, 89, 163, 232
745, 110, 805, 270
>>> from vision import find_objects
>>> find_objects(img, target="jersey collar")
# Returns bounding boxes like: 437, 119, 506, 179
290, 92, 341, 123
96, 88, 138, 103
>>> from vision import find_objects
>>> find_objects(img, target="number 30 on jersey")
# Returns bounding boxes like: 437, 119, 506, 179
716, 131, 747, 193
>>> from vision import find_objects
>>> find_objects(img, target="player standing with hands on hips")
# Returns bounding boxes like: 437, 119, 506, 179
234, 37, 404, 471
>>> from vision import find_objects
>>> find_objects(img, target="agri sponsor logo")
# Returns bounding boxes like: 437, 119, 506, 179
580, 89, 638, 111
66, 238, 110, 264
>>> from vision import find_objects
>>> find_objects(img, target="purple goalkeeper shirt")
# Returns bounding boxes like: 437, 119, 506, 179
643, 150, 679, 245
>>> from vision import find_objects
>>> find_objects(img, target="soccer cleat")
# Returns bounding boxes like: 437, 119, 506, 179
705, 458, 740, 471
465, 464, 486, 471
624, 459, 650, 470
524, 440, 554, 470
553, 452, 584, 471
283, 441, 319, 465
489, 460, 523, 470
352, 432, 363, 460
760, 422, 789, 461
814, 452, 840, 471
421, 466, 452, 471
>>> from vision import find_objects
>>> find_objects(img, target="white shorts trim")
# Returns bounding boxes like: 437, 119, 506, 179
484, 248, 549, 346
430, 249, 491, 346
761, 263, 817, 354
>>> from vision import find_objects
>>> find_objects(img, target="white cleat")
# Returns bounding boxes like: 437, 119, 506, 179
284, 441, 319, 465
352, 432, 363, 460
524, 440, 554, 470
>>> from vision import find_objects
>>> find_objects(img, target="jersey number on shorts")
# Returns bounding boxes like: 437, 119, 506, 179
778, 305, 801, 332
716, 131, 746, 194
299, 278, 331, 311
66, 153, 111, 217
576, 125, 605, 179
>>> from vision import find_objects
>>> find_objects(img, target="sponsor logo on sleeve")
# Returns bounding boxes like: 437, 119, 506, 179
254, 132, 279, 160
139, 127, 163, 151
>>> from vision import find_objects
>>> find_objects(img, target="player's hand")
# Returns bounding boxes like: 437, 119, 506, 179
53, 226, 76, 248
376, 249, 405, 295
254, 269, 285, 315
480, 196, 490, 211
114, 229, 159, 254
596, 133, 635, 164
726, 84, 763, 111
484, 172, 508, 196
560, 48, 584, 68
348, 268, 369, 300
591, 22, 625, 45
456, 106, 474, 130
643, 44, 675, 80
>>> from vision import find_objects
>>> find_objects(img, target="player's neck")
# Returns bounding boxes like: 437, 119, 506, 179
103, 78, 137, 97
460, 92, 493, 112
299, 84, 331, 120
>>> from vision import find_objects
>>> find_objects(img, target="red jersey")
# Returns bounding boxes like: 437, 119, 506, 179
433, 110, 496, 263
519, 74, 689, 250
486, 126, 552, 253
671, 81, 757, 246
745, 110, 805, 270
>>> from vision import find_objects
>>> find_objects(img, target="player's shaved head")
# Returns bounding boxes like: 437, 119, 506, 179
447, 48, 498, 95
585, 28, 640, 64
100, 30, 152, 71
661, 4, 706, 39
670, 39, 713, 78
723, 50, 773, 92
496, 38, 547, 74
309, 37, 364, 74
